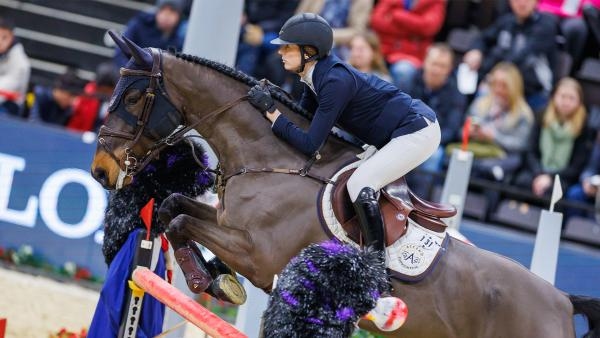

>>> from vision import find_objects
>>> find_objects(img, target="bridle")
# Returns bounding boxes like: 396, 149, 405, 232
97, 49, 246, 189
97, 48, 335, 192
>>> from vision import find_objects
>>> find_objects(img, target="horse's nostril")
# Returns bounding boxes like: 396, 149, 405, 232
93, 168, 108, 186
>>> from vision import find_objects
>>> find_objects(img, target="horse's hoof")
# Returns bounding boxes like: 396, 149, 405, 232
209, 274, 247, 305
174, 247, 213, 293
206, 257, 234, 278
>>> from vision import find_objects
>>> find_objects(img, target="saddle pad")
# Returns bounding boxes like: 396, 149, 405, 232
319, 161, 449, 282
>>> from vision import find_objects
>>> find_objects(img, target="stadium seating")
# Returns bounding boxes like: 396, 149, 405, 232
0, 0, 154, 86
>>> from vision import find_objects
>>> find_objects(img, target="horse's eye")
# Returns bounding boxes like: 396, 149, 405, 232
124, 90, 142, 105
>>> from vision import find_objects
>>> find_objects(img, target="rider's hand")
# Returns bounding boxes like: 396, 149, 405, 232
248, 84, 275, 114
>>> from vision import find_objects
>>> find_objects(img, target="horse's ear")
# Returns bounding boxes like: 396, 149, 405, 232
108, 30, 131, 58
122, 35, 153, 69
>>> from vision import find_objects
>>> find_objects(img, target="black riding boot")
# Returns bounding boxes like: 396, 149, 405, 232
353, 187, 386, 253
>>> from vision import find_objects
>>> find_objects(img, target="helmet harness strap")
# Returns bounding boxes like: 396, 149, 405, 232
295, 45, 319, 74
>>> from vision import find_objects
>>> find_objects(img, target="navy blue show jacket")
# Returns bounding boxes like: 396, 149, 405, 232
272, 54, 436, 156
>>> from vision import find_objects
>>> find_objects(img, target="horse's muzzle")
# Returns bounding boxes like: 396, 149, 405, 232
91, 167, 109, 188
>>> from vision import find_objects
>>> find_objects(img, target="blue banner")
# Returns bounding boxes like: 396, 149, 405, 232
0, 117, 107, 276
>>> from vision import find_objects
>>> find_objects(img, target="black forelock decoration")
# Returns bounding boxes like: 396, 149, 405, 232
263, 240, 388, 337
102, 141, 214, 265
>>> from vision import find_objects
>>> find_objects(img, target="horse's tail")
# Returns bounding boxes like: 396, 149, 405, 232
570, 294, 600, 338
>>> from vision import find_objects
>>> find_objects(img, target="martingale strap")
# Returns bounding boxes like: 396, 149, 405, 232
220, 166, 336, 187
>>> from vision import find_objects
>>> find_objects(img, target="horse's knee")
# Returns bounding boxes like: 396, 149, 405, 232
158, 193, 186, 226
165, 213, 192, 243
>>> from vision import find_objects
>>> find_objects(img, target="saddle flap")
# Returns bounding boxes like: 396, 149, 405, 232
331, 169, 408, 246
330, 167, 449, 246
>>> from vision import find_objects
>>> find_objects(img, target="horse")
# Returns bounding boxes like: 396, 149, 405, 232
90, 35, 600, 337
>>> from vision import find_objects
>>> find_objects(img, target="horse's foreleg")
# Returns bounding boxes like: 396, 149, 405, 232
159, 193, 217, 227
161, 193, 271, 289
160, 193, 256, 273
167, 213, 255, 275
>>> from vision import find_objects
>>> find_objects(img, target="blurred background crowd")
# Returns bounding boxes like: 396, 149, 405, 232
1, 0, 600, 233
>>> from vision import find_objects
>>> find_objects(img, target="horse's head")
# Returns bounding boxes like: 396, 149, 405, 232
91, 32, 184, 190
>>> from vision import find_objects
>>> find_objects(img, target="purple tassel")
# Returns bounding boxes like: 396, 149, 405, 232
336, 307, 355, 321
281, 290, 299, 307
320, 239, 352, 255
305, 260, 319, 274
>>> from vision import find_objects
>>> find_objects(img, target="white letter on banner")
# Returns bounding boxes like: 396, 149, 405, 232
0, 153, 38, 227
39, 168, 107, 239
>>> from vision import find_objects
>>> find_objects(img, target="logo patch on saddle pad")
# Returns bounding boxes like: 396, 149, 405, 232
318, 160, 449, 282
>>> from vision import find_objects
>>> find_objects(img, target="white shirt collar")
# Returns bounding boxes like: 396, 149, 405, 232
300, 62, 317, 94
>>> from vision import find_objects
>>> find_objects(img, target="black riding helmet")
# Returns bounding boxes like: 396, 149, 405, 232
271, 13, 333, 73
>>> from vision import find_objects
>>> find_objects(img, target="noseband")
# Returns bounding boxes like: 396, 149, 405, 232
98, 49, 247, 188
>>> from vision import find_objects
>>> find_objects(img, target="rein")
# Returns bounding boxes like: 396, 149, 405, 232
99, 49, 335, 190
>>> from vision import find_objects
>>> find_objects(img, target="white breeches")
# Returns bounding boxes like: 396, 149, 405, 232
347, 119, 441, 202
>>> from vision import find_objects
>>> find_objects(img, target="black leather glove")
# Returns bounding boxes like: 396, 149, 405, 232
248, 84, 275, 113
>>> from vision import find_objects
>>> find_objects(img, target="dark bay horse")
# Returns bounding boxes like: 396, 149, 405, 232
90, 37, 600, 337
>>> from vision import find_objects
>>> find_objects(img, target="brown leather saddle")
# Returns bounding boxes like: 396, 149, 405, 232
331, 169, 457, 246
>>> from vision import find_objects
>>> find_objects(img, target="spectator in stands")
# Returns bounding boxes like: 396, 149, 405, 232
458, 62, 534, 182
297, 0, 373, 60
515, 77, 593, 196
407, 43, 466, 197
0, 17, 30, 117
114, 0, 185, 68
565, 131, 600, 219
370, 0, 446, 92
538, 0, 600, 72
347, 31, 391, 82
463, 0, 558, 113
29, 70, 86, 126
236, 0, 298, 78
67, 62, 119, 133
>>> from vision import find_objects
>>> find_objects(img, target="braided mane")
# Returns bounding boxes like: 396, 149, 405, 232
174, 52, 313, 120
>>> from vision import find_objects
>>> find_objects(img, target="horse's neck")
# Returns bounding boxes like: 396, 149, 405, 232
184, 78, 307, 174
166, 59, 357, 176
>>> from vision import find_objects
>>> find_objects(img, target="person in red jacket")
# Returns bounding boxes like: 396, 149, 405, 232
67, 62, 118, 133
370, 0, 446, 92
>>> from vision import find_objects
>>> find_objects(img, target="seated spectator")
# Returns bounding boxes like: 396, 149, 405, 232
29, 70, 86, 127
565, 131, 600, 219
455, 62, 534, 182
297, 0, 373, 59
236, 0, 298, 78
347, 31, 391, 82
67, 62, 119, 133
371, 0, 446, 92
114, 0, 186, 68
407, 43, 466, 197
463, 0, 558, 113
538, 0, 600, 72
0, 17, 30, 117
515, 77, 593, 196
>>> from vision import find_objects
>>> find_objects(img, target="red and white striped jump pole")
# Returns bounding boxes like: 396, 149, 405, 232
132, 267, 247, 338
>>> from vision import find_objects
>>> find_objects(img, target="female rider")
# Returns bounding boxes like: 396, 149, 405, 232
247, 13, 441, 257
